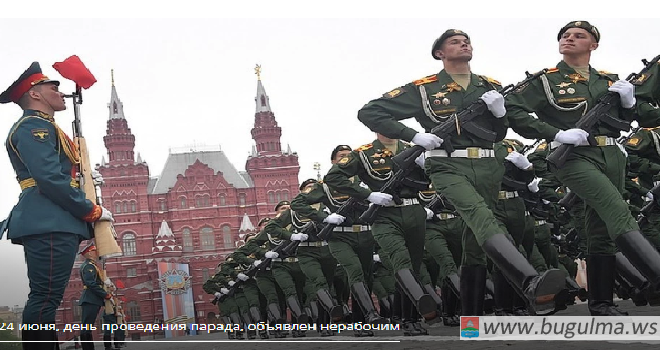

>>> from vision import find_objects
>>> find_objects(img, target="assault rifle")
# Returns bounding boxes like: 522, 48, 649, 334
430, 69, 548, 153
317, 198, 368, 240
637, 181, 660, 227
211, 222, 316, 304
547, 55, 660, 169
358, 145, 429, 224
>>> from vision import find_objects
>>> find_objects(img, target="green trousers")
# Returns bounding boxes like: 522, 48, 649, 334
297, 245, 337, 303
370, 205, 427, 274
424, 215, 463, 286
271, 260, 307, 304
328, 229, 376, 287
555, 146, 639, 254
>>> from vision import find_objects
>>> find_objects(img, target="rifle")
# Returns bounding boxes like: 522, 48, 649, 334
317, 198, 365, 240
430, 69, 548, 153
358, 145, 429, 224
617, 125, 642, 145
637, 181, 660, 227
520, 139, 544, 155
547, 55, 660, 170
211, 222, 315, 304
55, 57, 123, 259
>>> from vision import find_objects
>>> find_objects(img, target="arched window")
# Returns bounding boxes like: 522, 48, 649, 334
219, 194, 226, 206
268, 192, 275, 204
127, 301, 141, 322
203, 195, 210, 207
131, 201, 137, 213
122, 233, 137, 256
282, 191, 289, 201
115, 201, 122, 214
159, 200, 166, 211
223, 226, 233, 248
202, 268, 210, 282
238, 193, 246, 206
179, 196, 187, 209
123, 201, 128, 213
182, 228, 193, 252
200, 227, 215, 251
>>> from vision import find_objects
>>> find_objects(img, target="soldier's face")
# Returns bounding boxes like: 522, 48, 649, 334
33, 83, 66, 112
332, 150, 351, 164
277, 205, 290, 214
559, 28, 598, 55
437, 35, 472, 62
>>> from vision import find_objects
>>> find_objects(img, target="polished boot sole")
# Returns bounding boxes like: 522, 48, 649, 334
528, 270, 568, 315
417, 294, 438, 320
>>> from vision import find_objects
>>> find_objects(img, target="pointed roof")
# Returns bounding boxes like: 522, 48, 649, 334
101, 156, 106, 166
136, 152, 143, 164
155, 220, 175, 241
108, 69, 126, 119
255, 65, 272, 113
239, 213, 255, 232
153, 220, 182, 254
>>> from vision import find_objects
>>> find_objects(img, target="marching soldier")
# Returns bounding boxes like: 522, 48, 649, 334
79, 242, 113, 350
202, 258, 245, 340
634, 58, 660, 126
355, 29, 567, 316
0, 62, 113, 347
324, 133, 436, 336
505, 20, 660, 315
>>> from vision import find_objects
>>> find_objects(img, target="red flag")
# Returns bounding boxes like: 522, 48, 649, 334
115, 279, 125, 289
52, 55, 97, 89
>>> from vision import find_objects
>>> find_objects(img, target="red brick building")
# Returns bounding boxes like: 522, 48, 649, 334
56, 72, 300, 339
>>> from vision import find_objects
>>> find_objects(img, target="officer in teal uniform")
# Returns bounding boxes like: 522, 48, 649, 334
0, 62, 113, 347
79, 242, 112, 350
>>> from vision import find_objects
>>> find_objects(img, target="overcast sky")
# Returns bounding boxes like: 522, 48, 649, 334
1, 9, 659, 309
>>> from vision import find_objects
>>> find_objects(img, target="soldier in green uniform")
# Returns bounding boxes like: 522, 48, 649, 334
0, 62, 114, 347
324, 133, 436, 336
291, 145, 389, 336
505, 20, 660, 315
203, 258, 245, 340
355, 30, 567, 316
263, 202, 311, 337
634, 59, 660, 126
78, 243, 113, 350
371, 249, 395, 320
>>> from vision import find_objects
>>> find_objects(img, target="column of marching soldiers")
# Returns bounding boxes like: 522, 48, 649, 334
201, 29, 660, 339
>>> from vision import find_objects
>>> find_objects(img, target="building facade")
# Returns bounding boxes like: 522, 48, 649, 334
56, 71, 300, 340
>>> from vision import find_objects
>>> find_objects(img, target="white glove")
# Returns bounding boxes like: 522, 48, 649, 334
237, 273, 249, 281
424, 207, 434, 220
228, 281, 236, 287
220, 288, 230, 295
505, 151, 532, 170
290, 233, 309, 241
608, 80, 636, 109
214, 292, 223, 299
104, 278, 112, 285
265, 251, 279, 259
480, 90, 506, 118
373, 254, 381, 263
415, 152, 426, 168
412, 133, 444, 151
646, 192, 654, 201
367, 192, 394, 206
528, 177, 541, 193
253, 260, 262, 267
91, 170, 105, 186
98, 206, 114, 222
323, 213, 346, 225
542, 199, 551, 205
554, 129, 590, 146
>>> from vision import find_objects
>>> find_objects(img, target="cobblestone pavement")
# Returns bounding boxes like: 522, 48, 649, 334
65, 300, 660, 350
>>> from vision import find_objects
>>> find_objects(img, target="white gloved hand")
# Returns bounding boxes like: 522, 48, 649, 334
290, 233, 309, 241
542, 199, 551, 205
505, 151, 533, 170
323, 213, 346, 225
424, 207, 434, 220
228, 280, 236, 287
220, 288, 230, 295
412, 133, 444, 151
214, 292, 223, 299
104, 278, 112, 285
528, 177, 542, 193
415, 152, 426, 168
554, 129, 590, 146
608, 80, 636, 109
480, 90, 506, 118
237, 273, 249, 281
91, 170, 105, 186
646, 192, 654, 201
367, 192, 394, 206
253, 260, 262, 267
373, 254, 381, 263
265, 251, 279, 259
98, 206, 114, 222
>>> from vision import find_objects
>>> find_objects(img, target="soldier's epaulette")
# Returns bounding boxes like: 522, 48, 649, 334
355, 143, 373, 152
480, 75, 501, 86
546, 68, 559, 74
633, 73, 653, 86
413, 74, 438, 86
536, 142, 547, 151
598, 70, 613, 75
627, 137, 641, 146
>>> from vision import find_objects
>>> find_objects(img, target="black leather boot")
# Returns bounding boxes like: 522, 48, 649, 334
422, 284, 443, 325
401, 297, 427, 336
615, 230, 660, 292
103, 334, 112, 350
286, 296, 311, 325
80, 333, 95, 350
394, 269, 437, 320
445, 273, 461, 297
491, 270, 514, 316
586, 255, 629, 316
222, 316, 235, 339
484, 278, 495, 314
481, 234, 568, 315
391, 290, 402, 325
243, 312, 256, 339
249, 306, 268, 339
441, 285, 459, 327
565, 275, 588, 303
316, 289, 344, 322
460, 265, 486, 316
351, 298, 374, 337
229, 312, 245, 339
378, 296, 391, 318
351, 282, 388, 324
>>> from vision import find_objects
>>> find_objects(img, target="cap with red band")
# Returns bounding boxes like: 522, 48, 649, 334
0, 62, 60, 104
